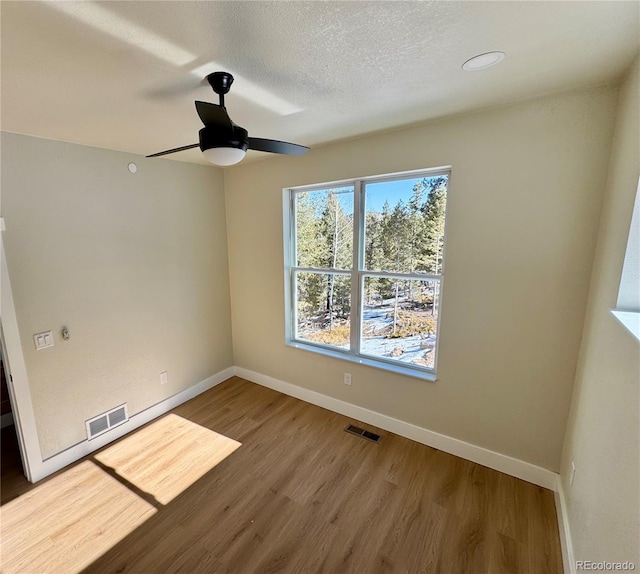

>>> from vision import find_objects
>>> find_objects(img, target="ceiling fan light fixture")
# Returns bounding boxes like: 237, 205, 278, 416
202, 146, 247, 166
462, 51, 505, 71
199, 124, 248, 166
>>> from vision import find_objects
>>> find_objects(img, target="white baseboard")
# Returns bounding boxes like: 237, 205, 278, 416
555, 482, 575, 574
31, 366, 235, 482
234, 366, 559, 491
1, 412, 14, 429
27, 364, 560, 494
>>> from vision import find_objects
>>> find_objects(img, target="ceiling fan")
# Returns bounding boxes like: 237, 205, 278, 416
147, 71, 309, 166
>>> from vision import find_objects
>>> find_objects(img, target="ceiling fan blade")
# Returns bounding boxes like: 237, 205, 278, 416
195, 101, 232, 128
146, 143, 199, 158
247, 137, 309, 156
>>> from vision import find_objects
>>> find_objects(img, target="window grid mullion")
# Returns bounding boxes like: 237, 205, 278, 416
290, 192, 298, 339
362, 271, 443, 282
350, 180, 363, 354
292, 266, 353, 275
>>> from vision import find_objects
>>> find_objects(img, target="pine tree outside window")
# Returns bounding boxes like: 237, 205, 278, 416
284, 168, 450, 379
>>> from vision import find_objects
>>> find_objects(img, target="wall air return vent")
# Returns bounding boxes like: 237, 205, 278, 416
86, 404, 128, 440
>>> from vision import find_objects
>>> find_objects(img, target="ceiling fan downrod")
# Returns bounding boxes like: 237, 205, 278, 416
206, 71, 234, 108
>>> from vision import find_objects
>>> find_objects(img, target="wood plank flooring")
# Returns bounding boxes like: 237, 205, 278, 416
0, 376, 563, 573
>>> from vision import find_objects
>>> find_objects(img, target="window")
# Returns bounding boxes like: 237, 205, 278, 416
284, 168, 450, 378
611, 176, 640, 341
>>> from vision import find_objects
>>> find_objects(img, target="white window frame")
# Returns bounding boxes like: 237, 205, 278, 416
611, 176, 640, 341
283, 167, 451, 381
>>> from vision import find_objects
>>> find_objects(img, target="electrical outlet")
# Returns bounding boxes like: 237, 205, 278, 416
344, 373, 352, 386
570, 461, 576, 486
160, 371, 168, 385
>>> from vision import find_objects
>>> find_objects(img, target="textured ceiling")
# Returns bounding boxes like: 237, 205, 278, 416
1, 1, 638, 165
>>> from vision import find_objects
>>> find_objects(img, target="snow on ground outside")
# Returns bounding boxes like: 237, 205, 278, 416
360, 306, 436, 365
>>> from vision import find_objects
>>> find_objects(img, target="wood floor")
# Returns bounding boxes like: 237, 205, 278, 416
0, 377, 563, 573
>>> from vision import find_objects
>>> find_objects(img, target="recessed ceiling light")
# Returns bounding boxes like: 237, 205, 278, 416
462, 51, 505, 71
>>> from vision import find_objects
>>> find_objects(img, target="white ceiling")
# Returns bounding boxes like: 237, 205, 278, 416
1, 1, 638, 165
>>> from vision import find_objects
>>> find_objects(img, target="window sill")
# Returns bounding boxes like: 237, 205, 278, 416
286, 340, 437, 382
611, 310, 640, 342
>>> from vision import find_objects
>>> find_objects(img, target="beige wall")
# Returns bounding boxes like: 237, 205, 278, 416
560, 60, 639, 564
1, 133, 233, 458
225, 85, 618, 472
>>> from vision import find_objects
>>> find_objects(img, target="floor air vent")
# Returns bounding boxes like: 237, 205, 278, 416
345, 424, 381, 443
86, 404, 128, 440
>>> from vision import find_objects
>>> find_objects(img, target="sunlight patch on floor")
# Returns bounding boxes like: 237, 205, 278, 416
0, 460, 156, 574
95, 413, 242, 504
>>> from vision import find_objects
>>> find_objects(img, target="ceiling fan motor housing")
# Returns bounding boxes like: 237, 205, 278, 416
198, 125, 248, 152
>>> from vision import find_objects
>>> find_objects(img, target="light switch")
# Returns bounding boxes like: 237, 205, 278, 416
34, 331, 54, 350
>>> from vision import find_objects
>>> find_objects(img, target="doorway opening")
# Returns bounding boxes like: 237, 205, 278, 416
0, 334, 28, 503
